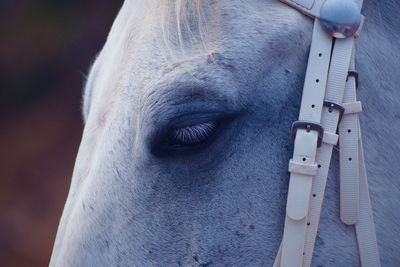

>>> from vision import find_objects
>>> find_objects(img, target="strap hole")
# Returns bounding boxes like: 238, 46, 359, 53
348, 157, 352, 161
347, 129, 351, 133
312, 194, 316, 198
307, 222, 310, 226
311, 104, 315, 108
302, 157, 306, 162
318, 164, 321, 168
318, 53, 322, 57
316, 79, 320, 83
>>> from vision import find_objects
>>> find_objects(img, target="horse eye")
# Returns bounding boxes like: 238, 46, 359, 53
167, 121, 219, 147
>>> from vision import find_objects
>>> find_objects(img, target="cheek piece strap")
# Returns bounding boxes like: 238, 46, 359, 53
274, 0, 380, 266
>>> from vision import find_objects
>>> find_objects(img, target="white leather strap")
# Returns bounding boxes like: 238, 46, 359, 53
355, 121, 381, 266
339, 50, 380, 264
280, 19, 332, 267
280, 0, 324, 18
273, 242, 283, 267
302, 36, 355, 267
339, 51, 360, 225
275, 34, 354, 267
285, 19, 332, 221
280, 0, 366, 35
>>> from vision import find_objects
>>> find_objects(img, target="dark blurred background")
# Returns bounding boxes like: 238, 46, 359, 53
0, 1, 122, 265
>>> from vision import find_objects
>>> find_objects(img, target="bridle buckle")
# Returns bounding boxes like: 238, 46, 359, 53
290, 121, 324, 148
323, 101, 345, 123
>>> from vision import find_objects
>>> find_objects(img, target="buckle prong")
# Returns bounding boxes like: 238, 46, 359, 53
323, 101, 345, 123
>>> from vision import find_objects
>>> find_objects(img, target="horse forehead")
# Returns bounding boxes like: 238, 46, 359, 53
117, 0, 307, 62
126, 5, 308, 89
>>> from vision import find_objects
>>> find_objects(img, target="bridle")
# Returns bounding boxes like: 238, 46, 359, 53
274, 0, 380, 266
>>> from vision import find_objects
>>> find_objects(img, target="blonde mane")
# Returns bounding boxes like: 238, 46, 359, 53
160, 0, 212, 57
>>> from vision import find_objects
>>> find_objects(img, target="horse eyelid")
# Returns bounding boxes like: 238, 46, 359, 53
169, 121, 218, 146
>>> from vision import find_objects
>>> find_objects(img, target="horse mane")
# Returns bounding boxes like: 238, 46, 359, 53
160, 0, 209, 56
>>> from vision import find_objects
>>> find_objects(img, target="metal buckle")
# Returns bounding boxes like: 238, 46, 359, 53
290, 121, 324, 148
347, 70, 359, 88
323, 101, 345, 123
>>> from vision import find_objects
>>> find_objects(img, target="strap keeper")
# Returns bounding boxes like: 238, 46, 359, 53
343, 101, 362, 114
322, 131, 339, 146
288, 159, 318, 176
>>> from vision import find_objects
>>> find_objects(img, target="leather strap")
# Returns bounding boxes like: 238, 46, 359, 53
280, 18, 332, 267
280, 0, 324, 18
339, 49, 380, 265
355, 121, 381, 267
303, 36, 354, 266
339, 51, 360, 225
276, 36, 355, 267
282, 0, 366, 18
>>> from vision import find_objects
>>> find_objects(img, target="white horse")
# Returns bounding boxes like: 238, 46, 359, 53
50, 0, 400, 266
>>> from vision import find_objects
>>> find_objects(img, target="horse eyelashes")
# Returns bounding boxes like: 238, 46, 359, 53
168, 121, 219, 146
151, 114, 235, 156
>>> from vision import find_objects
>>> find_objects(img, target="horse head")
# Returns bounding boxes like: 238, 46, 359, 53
50, 1, 400, 266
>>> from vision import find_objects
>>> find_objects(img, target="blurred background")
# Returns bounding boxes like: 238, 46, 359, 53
0, 1, 122, 265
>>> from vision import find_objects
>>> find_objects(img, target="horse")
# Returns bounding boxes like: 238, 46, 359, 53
50, 0, 400, 266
